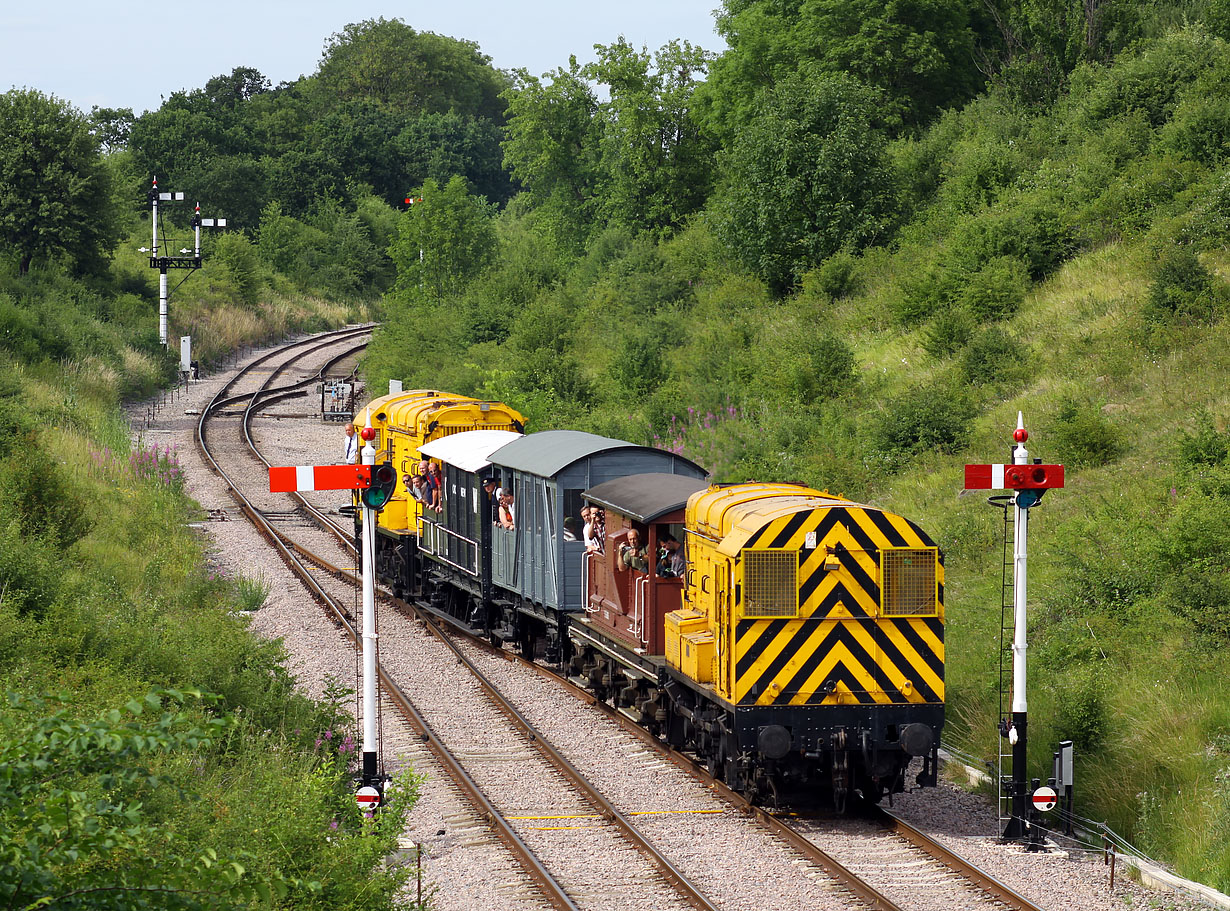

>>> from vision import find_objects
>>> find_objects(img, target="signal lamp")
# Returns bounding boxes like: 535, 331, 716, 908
361, 462, 397, 510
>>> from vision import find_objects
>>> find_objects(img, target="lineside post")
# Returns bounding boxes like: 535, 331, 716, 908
964, 413, 1064, 842
359, 414, 381, 795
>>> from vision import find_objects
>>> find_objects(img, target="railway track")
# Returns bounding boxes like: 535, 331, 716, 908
195, 330, 1051, 911
196, 332, 718, 911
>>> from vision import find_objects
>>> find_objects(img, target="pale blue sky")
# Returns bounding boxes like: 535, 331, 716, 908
1, 1, 725, 115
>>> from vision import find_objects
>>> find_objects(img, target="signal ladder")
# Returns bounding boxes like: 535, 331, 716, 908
993, 495, 1015, 828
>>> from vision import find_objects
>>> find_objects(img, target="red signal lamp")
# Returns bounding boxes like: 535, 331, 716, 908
360, 426, 375, 441
1004, 464, 1062, 489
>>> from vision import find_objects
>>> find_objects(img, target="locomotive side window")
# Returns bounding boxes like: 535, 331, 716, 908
880, 547, 938, 616
742, 550, 798, 618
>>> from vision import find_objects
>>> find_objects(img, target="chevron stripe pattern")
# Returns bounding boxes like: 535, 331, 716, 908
733, 505, 944, 707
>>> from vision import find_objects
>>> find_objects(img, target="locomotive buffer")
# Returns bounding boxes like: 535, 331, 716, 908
965, 413, 1064, 841
269, 412, 397, 808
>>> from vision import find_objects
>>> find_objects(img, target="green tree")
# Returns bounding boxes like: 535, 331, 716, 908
713, 71, 897, 293
502, 62, 603, 251
88, 105, 135, 153
978, 0, 1150, 104
203, 65, 272, 107
0, 89, 118, 275
586, 39, 716, 234
314, 18, 507, 119
390, 176, 498, 300
395, 111, 511, 206
701, 0, 986, 137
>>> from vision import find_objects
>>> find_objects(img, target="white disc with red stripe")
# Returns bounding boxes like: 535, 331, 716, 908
356, 786, 381, 810
1031, 786, 1058, 812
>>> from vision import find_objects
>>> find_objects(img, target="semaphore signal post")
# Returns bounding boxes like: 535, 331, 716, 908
965, 412, 1064, 843
139, 176, 226, 346
268, 411, 397, 810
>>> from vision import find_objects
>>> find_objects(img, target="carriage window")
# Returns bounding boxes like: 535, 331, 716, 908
563, 489, 585, 527
880, 548, 938, 616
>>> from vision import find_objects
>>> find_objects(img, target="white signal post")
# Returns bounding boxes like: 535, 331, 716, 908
267, 439, 386, 806
359, 410, 381, 796
964, 412, 1064, 841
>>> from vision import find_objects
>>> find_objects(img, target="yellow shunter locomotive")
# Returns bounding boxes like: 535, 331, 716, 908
353, 390, 525, 599
664, 483, 943, 807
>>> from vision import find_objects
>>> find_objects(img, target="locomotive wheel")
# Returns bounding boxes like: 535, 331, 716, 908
722, 743, 744, 792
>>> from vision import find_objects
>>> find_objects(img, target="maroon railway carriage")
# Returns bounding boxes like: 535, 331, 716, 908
567, 473, 709, 705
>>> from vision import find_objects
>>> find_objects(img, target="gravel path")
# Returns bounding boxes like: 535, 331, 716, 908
129, 332, 1215, 911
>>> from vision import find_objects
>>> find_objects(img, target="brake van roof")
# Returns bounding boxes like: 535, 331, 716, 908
583, 473, 710, 523
418, 429, 523, 473
489, 430, 703, 478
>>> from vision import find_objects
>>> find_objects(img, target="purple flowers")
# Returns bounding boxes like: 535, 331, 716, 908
93, 439, 186, 489
653, 398, 746, 472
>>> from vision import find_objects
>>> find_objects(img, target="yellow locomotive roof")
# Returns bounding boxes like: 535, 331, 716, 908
687, 483, 871, 557
358, 389, 453, 424
361, 390, 525, 439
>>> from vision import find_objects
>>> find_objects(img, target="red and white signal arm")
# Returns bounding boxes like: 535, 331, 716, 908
356, 786, 381, 810
964, 463, 1065, 491
1031, 785, 1058, 812
269, 464, 371, 492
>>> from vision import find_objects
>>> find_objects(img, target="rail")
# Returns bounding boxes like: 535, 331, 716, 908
194, 331, 582, 911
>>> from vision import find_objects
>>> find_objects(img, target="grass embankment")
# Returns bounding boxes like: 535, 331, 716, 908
0, 264, 411, 907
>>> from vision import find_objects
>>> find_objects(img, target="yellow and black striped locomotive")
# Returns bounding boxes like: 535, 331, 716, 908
571, 480, 943, 808
357, 388, 944, 807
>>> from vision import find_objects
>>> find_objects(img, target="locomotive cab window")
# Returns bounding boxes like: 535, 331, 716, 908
742, 550, 798, 618
879, 547, 938, 616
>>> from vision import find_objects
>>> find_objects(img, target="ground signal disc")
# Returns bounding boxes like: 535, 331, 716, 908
356, 785, 381, 810
1031, 786, 1058, 812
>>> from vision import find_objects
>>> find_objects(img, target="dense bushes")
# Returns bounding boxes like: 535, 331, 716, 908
1048, 399, 1123, 468
869, 384, 975, 463
1145, 247, 1227, 324
714, 71, 897, 294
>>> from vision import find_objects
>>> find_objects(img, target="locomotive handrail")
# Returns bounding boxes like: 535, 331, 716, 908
582, 552, 599, 613
633, 575, 651, 646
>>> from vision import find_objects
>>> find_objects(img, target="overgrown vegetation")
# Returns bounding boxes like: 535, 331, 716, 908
0, 353, 417, 907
